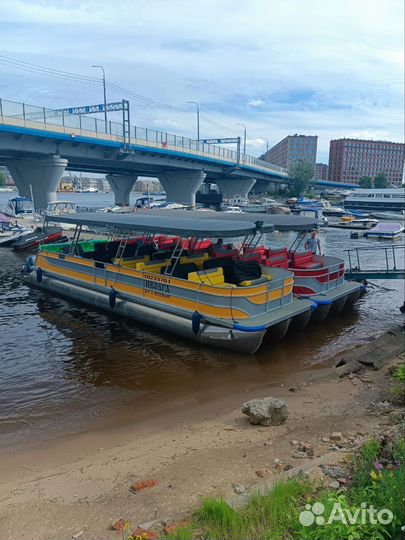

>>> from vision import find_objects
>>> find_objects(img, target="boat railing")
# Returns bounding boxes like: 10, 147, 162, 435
345, 244, 405, 275
290, 255, 345, 292
39, 245, 293, 317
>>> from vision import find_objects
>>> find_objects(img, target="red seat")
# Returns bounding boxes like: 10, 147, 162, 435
239, 252, 261, 263
295, 262, 323, 270
213, 248, 238, 259
268, 247, 288, 256
291, 250, 323, 270
265, 254, 289, 268
244, 245, 268, 254
159, 236, 180, 250
189, 239, 212, 253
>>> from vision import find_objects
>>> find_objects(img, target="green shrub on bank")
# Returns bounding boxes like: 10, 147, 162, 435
165, 435, 405, 540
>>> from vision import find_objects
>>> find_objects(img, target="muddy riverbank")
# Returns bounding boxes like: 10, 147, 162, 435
0, 326, 403, 540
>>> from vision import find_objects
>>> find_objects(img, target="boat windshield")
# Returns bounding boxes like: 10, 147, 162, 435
47, 201, 76, 214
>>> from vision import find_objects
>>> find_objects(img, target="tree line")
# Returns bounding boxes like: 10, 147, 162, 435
287, 160, 390, 197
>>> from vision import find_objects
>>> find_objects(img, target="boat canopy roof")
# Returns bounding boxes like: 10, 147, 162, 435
44, 212, 274, 237
134, 210, 319, 231
9, 196, 32, 202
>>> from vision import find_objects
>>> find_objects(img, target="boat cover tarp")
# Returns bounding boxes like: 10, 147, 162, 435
135, 209, 319, 231
44, 212, 274, 237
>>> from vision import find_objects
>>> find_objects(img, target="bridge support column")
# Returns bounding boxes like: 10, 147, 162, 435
159, 171, 206, 207
7, 155, 68, 210
215, 177, 256, 199
106, 174, 138, 206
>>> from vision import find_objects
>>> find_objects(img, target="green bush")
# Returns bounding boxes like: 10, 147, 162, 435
394, 365, 405, 381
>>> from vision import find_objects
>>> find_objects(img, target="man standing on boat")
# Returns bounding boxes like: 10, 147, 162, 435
305, 230, 322, 255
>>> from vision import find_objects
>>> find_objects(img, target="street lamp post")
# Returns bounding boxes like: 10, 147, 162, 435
237, 122, 247, 156
187, 101, 200, 141
92, 64, 108, 133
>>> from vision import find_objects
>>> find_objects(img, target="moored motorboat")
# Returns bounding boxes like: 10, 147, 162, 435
366, 222, 404, 240
293, 198, 349, 217
0, 226, 31, 247
13, 226, 63, 251
266, 203, 291, 215
292, 207, 328, 228
222, 206, 245, 214
369, 211, 405, 221
1, 196, 34, 217
328, 216, 379, 230
33, 201, 89, 231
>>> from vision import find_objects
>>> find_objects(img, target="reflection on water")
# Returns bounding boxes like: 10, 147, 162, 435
0, 197, 403, 449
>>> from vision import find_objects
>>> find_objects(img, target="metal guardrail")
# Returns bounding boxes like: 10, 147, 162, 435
344, 244, 405, 279
0, 97, 288, 177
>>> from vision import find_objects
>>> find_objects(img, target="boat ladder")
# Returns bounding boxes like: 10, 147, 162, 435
164, 238, 184, 275
114, 234, 129, 261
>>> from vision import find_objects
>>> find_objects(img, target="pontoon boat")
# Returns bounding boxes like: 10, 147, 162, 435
23, 214, 317, 354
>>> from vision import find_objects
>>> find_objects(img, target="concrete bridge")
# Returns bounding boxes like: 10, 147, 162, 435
0, 97, 289, 209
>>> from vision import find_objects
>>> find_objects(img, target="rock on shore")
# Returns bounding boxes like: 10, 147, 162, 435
242, 397, 288, 426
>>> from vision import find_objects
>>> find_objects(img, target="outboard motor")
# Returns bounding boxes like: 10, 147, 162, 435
22, 255, 36, 275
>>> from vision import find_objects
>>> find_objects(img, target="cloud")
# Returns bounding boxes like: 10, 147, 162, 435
248, 99, 266, 108
0, 0, 403, 164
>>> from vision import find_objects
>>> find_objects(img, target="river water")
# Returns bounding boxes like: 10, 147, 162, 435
0, 192, 403, 450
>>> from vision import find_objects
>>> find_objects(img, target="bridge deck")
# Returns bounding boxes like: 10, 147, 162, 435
0, 97, 288, 180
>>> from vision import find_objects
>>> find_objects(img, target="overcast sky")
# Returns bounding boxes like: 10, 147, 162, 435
0, 0, 403, 163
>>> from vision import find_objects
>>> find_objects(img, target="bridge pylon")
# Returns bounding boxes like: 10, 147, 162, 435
158, 170, 206, 207
215, 177, 256, 198
7, 155, 68, 210
106, 174, 138, 206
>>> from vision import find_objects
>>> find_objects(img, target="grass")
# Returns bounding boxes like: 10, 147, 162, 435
391, 364, 405, 404
164, 526, 194, 540
191, 478, 312, 540
351, 437, 380, 487
164, 435, 405, 540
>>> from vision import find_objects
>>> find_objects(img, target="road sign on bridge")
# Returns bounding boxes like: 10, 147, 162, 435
58, 101, 127, 115
200, 137, 240, 144
200, 137, 241, 165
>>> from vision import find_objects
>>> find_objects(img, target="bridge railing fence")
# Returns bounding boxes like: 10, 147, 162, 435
0, 97, 287, 175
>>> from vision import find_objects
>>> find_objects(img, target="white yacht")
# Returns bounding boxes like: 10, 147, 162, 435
344, 188, 405, 213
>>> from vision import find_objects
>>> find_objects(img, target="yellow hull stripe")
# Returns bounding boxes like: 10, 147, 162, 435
44, 252, 292, 301
38, 255, 250, 319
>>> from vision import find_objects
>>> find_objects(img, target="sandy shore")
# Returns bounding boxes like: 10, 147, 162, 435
0, 327, 403, 540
